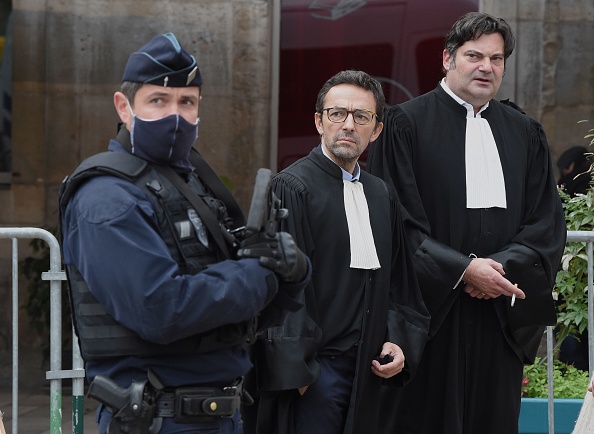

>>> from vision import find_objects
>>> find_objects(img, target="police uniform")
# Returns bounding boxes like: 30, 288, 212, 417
60, 33, 309, 434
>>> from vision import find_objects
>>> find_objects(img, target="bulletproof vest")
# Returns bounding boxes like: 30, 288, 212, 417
58, 151, 255, 361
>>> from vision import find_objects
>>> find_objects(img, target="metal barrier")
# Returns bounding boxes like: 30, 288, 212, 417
1, 227, 85, 434
543, 230, 594, 434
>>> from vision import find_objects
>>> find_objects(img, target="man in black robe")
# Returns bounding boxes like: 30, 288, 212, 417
367, 12, 566, 434
250, 70, 429, 434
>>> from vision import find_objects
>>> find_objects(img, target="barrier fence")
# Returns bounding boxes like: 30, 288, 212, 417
547, 230, 594, 434
2, 228, 594, 433
1, 227, 84, 434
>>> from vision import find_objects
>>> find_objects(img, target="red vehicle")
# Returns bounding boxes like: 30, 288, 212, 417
277, 0, 479, 170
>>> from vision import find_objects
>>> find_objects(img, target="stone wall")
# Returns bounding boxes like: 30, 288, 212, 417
6, 0, 274, 231
483, 0, 594, 166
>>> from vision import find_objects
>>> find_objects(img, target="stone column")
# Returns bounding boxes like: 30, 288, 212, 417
482, 0, 594, 165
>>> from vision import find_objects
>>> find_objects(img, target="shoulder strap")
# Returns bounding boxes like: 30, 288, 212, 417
59, 148, 233, 259
111, 126, 237, 258
59, 151, 148, 214
189, 149, 245, 229
153, 164, 232, 259
58, 151, 149, 253
115, 124, 245, 229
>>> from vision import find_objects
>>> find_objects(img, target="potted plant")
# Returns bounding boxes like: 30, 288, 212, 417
520, 358, 590, 434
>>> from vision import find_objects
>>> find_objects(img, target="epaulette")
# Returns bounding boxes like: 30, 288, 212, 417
499, 98, 526, 115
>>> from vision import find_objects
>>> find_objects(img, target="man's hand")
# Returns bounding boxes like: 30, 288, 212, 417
463, 258, 525, 300
371, 342, 405, 379
237, 232, 308, 283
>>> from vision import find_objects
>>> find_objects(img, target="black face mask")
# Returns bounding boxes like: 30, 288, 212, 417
128, 102, 199, 165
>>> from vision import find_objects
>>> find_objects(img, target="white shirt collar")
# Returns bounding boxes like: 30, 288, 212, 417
440, 78, 490, 118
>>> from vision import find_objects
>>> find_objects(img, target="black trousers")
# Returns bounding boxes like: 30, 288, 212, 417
294, 355, 356, 434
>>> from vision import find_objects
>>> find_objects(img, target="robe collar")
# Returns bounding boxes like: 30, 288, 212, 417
308, 144, 350, 181
433, 83, 494, 119
439, 79, 490, 118
319, 144, 361, 181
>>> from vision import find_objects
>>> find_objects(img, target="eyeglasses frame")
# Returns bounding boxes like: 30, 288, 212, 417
320, 107, 378, 125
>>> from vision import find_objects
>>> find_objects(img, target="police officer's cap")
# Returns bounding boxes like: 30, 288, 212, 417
122, 33, 202, 87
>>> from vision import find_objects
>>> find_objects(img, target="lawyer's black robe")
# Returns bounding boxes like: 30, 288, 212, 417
367, 85, 566, 434
252, 147, 429, 434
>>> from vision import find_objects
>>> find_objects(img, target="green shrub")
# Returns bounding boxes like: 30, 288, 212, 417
554, 121, 594, 343
522, 357, 590, 398
555, 187, 593, 342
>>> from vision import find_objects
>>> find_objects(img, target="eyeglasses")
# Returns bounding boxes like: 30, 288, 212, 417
321, 107, 377, 125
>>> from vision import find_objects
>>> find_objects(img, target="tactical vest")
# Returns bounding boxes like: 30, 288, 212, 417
58, 151, 255, 361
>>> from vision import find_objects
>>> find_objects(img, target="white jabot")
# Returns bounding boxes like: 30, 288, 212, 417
440, 79, 507, 209
465, 116, 507, 208
343, 180, 381, 270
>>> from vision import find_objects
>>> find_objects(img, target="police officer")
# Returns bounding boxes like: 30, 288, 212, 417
59, 33, 310, 434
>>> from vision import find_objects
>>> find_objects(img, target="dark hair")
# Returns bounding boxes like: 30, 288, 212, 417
444, 12, 515, 72
557, 146, 589, 172
120, 81, 143, 107
315, 70, 385, 123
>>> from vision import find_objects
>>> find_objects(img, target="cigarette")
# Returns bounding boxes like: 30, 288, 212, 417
511, 284, 517, 307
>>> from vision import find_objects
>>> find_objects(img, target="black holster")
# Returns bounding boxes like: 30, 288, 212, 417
107, 380, 159, 434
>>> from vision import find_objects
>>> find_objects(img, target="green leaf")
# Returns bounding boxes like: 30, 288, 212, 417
523, 358, 590, 398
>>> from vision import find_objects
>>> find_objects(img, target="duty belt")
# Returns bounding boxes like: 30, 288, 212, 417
155, 378, 245, 423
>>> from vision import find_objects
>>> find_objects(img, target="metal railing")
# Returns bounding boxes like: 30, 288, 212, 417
1, 227, 85, 434
543, 230, 594, 434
